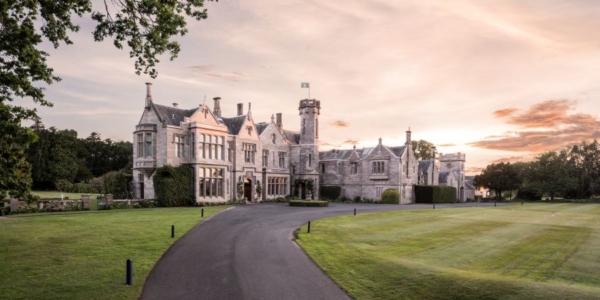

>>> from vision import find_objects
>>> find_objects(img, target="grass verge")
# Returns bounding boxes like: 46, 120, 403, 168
296, 203, 600, 299
0, 207, 226, 300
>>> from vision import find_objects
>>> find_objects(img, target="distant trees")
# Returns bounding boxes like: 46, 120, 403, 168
475, 140, 600, 200
27, 124, 132, 191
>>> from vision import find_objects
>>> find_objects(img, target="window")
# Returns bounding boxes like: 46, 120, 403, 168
201, 134, 206, 158
278, 152, 286, 168
198, 168, 224, 198
337, 162, 342, 174
376, 187, 383, 198
228, 141, 234, 162
308, 154, 312, 168
316, 119, 318, 137
191, 133, 195, 158
271, 133, 276, 144
372, 161, 385, 174
221, 137, 225, 161
320, 163, 325, 174
243, 143, 256, 163
302, 119, 305, 135
175, 136, 185, 158
267, 177, 288, 196
262, 150, 269, 167
145, 133, 153, 157
247, 126, 253, 136
137, 133, 143, 157
351, 162, 358, 174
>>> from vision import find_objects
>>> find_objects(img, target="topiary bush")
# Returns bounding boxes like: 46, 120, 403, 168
414, 185, 457, 203
381, 189, 400, 204
289, 200, 329, 207
153, 165, 194, 207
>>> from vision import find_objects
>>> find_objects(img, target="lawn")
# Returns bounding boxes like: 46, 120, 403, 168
31, 191, 103, 200
296, 203, 600, 300
0, 207, 227, 300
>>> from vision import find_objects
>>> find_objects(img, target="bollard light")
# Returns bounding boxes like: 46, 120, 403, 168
308, 221, 311, 233
126, 259, 133, 285
171, 225, 175, 238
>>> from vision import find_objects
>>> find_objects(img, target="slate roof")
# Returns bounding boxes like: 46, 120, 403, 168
282, 129, 300, 144
388, 146, 406, 158
152, 103, 198, 126
255, 122, 269, 135
418, 160, 432, 173
319, 149, 355, 160
439, 171, 452, 184
465, 181, 476, 190
221, 115, 247, 135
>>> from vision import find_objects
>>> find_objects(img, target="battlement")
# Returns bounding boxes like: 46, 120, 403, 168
439, 152, 465, 162
299, 99, 321, 109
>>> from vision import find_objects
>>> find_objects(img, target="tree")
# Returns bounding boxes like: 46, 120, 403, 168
473, 162, 520, 200
411, 140, 435, 160
568, 140, 600, 198
1, 0, 212, 196
528, 150, 577, 200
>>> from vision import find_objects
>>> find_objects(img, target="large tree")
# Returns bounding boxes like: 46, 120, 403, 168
527, 150, 577, 200
473, 162, 520, 200
1, 0, 212, 196
411, 140, 435, 160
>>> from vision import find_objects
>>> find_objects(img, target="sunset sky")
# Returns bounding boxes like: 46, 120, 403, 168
18, 0, 600, 174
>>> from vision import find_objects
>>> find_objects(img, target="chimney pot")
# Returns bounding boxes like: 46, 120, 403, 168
213, 97, 222, 118
237, 103, 243, 116
276, 113, 283, 129
145, 82, 153, 107
172, 103, 178, 108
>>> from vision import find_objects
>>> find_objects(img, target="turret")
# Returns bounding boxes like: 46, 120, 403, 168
298, 99, 320, 144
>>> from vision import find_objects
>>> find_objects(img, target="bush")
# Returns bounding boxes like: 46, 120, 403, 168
381, 189, 400, 204
320, 186, 341, 200
289, 200, 329, 207
103, 171, 133, 199
516, 186, 542, 201
153, 165, 194, 207
414, 185, 457, 203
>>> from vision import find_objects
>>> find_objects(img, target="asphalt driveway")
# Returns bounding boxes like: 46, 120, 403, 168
140, 202, 504, 300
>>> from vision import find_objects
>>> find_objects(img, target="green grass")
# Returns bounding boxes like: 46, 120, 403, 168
0, 206, 227, 300
296, 203, 600, 299
31, 191, 103, 200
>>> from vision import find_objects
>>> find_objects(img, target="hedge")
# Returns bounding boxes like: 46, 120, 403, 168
414, 185, 457, 203
153, 165, 194, 207
320, 186, 341, 200
289, 200, 329, 207
381, 189, 400, 204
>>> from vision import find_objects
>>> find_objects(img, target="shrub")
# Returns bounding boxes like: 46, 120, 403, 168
353, 196, 362, 203
153, 165, 194, 207
516, 186, 542, 201
320, 186, 341, 200
103, 171, 133, 199
414, 185, 457, 203
381, 189, 400, 204
289, 200, 329, 207
54, 179, 72, 192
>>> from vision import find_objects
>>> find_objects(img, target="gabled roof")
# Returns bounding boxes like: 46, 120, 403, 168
439, 171, 453, 184
255, 122, 269, 135
282, 129, 300, 144
388, 146, 406, 158
465, 181, 476, 190
152, 103, 198, 126
418, 160, 432, 173
221, 115, 247, 135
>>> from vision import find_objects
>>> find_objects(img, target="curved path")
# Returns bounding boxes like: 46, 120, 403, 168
141, 202, 504, 300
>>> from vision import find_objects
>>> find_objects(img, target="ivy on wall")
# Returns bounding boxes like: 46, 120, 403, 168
153, 165, 194, 207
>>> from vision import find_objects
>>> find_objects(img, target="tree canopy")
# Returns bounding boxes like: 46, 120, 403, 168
411, 140, 435, 160
1, 0, 212, 197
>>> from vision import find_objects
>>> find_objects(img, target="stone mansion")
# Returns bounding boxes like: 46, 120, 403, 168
132, 83, 472, 204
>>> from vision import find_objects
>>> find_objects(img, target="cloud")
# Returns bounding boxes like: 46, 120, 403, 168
489, 154, 534, 164
438, 143, 456, 147
331, 120, 350, 127
342, 139, 359, 145
188, 65, 248, 82
466, 167, 484, 174
470, 99, 600, 152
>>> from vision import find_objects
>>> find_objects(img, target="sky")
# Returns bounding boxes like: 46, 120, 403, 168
17, 0, 600, 175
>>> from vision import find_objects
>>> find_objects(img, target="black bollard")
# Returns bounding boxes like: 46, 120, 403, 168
126, 259, 132, 285
354, 208, 356, 216
171, 225, 175, 238
433, 203, 435, 209
201, 208, 204, 218
308, 221, 311, 233
494, 202, 497, 207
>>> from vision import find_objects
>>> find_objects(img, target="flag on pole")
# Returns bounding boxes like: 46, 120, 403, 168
301, 82, 310, 88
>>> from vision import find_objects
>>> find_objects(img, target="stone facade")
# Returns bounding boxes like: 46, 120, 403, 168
132, 83, 319, 203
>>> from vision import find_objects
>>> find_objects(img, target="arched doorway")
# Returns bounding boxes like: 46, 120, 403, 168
244, 179, 252, 202
300, 182, 306, 200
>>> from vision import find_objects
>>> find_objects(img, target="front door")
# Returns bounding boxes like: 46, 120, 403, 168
300, 183, 306, 200
138, 174, 145, 199
244, 180, 252, 202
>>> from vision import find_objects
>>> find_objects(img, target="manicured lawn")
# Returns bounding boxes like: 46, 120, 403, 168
297, 203, 600, 299
31, 191, 103, 200
0, 207, 227, 300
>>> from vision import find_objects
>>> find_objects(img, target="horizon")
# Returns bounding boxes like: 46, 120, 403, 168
17, 0, 600, 175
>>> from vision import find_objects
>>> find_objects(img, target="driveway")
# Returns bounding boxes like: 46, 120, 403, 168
141, 202, 503, 300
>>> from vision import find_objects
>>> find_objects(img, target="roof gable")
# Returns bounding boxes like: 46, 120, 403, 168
258, 122, 287, 145
189, 104, 221, 126
151, 103, 198, 126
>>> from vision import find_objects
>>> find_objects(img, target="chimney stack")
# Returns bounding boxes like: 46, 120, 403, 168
213, 97, 221, 118
145, 82, 153, 107
237, 103, 243, 116
172, 103, 178, 108
276, 113, 283, 129
405, 127, 412, 145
